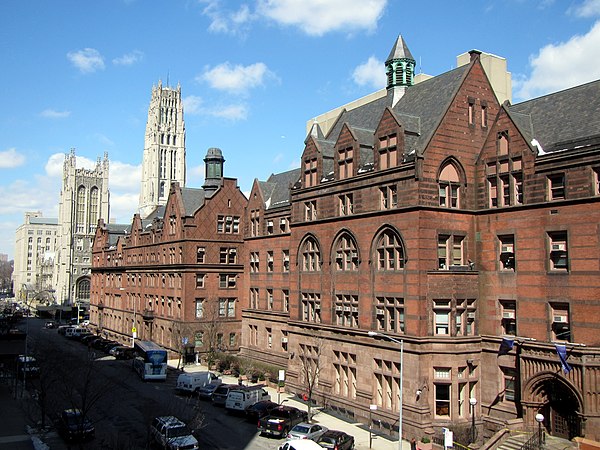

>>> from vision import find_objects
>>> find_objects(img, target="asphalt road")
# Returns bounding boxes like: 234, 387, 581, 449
26, 318, 286, 450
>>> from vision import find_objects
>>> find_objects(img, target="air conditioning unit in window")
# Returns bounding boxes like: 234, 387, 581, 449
376, 308, 384, 316
335, 305, 343, 311
502, 311, 516, 319
281, 337, 288, 343
552, 243, 566, 252
351, 307, 359, 312
343, 306, 351, 312
467, 312, 476, 319
501, 244, 514, 253
553, 315, 568, 323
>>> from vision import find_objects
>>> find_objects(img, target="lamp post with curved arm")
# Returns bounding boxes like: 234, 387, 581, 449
368, 331, 404, 450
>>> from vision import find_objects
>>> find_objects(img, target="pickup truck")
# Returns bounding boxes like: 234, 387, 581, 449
257, 405, 308, 438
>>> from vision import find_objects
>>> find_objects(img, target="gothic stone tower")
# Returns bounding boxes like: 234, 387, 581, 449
139, 81, 186, 218
55, 149, 110, 307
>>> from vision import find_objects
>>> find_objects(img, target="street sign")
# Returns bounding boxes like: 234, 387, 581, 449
132, 327, 137, 333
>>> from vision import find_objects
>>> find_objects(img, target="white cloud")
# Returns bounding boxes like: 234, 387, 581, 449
0, 148, 26, 169
183, 95, 203, 115
208, 104, 248, 120
109, 161, 141, 191
0, 176, 59, 215
352, 56, 386, 89
107, 192, 140, 224
201, 1, 254, 35
112, 50, 144, 66
44, 152, 98, 178
198, 62, 275, 94
187, 164, 205, 182
67, 48, 105, 73
257, 0, 387, 36
515, 21, 600, 100
40, 109, 71, 119
568, 0, 600, 17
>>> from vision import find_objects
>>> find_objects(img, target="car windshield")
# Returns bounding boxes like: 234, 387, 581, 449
292, 425, 310, 433
168, 425, 191, 438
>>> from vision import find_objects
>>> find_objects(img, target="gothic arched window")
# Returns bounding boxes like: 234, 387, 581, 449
76, 186, 86, 233
374, 228, 405, 271
334, 233, 359, 271
438, 163, 461, 208
300, 237, 321, 272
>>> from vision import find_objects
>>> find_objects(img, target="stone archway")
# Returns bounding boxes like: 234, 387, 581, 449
523, 372, 582, 440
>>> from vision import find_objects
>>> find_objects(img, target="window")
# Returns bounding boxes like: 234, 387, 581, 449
195, 299, 204, 318
250, 252, 259, 273
266, 219, 273, 235
217, 215, 240, 234
194, 332, 203, 347
380, 185, 397, 209
548, 232, 568, 271
455, 299, 476, 336
503, 369, 516, 401
250, 288, 259, 309
282, 289, 289, 312
338, 146, 354, 179
267, 289, 274, 310
301, 237, 321, 272
378, 134, 398, 170
281, 331, 288, 351
229, 333, 236, 347
334, 351, 357, 399
439, 164, 460, 208
550, 303, 571, 341
267, 251, 274, 272
468, 98, 475, 126
219, 274, 236, 289
218, 298, 236, 318
376, 229, 404, 271
375, 297, 404, 333
548, 174, 565, 200
303, 157, 318, 187
334, 234, 358, 271
76, 186, 86, 233
301, 292, 321, 323
434, 300, 451, 335
499, 235, 515, 270
334, 294, 359, 327
250, 210, 260, 237
374, 358, 400, 412
500, 300, 517, 335
219, 247, 237, 264
434, 368, 451, 417
282, 250, 290, 272
304, 200, 317, 221
481, 102, 488, 128
438, 234, 465, 269
338, 193, 353, 216
267, 328, 272, 348
279, 218, 289, 233
594, 168, 600, 195
88, 187, 99, 233
195, 274, 205, 289
196, 247, 205, 263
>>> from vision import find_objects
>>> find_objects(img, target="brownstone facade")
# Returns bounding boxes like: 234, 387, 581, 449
91, 40, 600, 443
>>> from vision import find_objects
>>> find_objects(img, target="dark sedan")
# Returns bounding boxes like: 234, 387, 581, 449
317, 430, 355, 450
56, 409, 95, 442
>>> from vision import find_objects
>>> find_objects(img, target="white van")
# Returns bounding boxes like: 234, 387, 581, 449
225, 385, 271, 413
176, 371, 220, 394
65, 327, 85, 338
278, 440, 323, 450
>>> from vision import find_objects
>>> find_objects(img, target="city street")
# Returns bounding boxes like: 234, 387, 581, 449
25, 318, 288, 449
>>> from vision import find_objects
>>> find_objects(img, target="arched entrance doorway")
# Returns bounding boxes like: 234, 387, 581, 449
523, 372, 582, 440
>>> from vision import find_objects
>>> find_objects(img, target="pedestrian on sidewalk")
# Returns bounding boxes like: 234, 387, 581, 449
411, 437, 418, 450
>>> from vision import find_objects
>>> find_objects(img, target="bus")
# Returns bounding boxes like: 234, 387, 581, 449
132, 340, 168, 381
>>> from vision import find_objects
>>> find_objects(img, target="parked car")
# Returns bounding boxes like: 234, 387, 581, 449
317, 430, 355, 450
149, 415, 198, 450
196, 381, 223, 400
56, 409, 95, 442
244, 400, 279, 421
110, 346, 136, 360
81, 334, 101, 345
225, 385, 270, 413
257, 405, 308, 438
16, 355, 40, 379
211, 383, 237, 406
278, 440, 323, 450
44, 320, 57, 329
286, 422, 328, 441
57, 325, 75, 335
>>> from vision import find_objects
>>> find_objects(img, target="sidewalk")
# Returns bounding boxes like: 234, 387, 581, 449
175, 360, 406, 450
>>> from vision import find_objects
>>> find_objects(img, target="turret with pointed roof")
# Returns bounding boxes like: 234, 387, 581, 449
386, 35, 416, 107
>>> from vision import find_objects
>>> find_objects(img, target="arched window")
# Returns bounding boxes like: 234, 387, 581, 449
375, 229, 405, 271
76, 186, 86, 233
334, 233, 359, 271
88, 187, 99, 233
300, 236, 321, 272
77, 279, 90, 300
438, 163, 461, 208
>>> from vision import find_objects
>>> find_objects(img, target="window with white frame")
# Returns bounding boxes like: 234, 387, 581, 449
217, 215, 240, 234
196, 247, 206, 263
334, 294, 359, 327
455, 299, 476, 336
267, 289, 274, 310
338, 193, 354, 216
380, 185, 398, 210
195, 273, 205, 289
195, 299, 204, 319
434, 367, 451, 417
279, 217, 289, 233
438, 234, 465, 269
334, 234, 358, 271
267, 328, 272, 348
375, 296, 404, 333
250, 210, 260, 237
548, 232, 568, 271
250, 288, 259, 309
219, 274, 236, 289
376, 229, 405, 271
220, 247, 237, 264
434, 300, 451, 335
282, 250, 290, 272
282, 289, 289, 312
250, 252, 260, 273
301, 237, 321, 272
266, 219, 273, 235
500, 300, 517, 335
267, 251, 274, 272
301, 292, 321, 323
218, 298, 236, 318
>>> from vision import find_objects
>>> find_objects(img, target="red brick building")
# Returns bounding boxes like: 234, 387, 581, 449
91, 37, 600, 443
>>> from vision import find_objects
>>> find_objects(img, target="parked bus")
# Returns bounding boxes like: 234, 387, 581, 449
132, 340, 168, 381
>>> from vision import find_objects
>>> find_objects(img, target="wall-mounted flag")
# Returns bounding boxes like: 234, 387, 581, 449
498, 337, 515, 356
555, 344, 572, 374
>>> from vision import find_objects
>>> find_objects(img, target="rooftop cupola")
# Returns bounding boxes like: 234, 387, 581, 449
203, 147, 225, 192
385, 35, 415, 107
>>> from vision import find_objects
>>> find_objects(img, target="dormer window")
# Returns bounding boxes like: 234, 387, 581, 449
438, 163, 461, 208
378, 134, 398, 170
338, 146, 353, 180
303, 157, 318, 187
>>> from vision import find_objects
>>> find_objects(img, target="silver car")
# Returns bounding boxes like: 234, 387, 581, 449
286, 422, 328, 441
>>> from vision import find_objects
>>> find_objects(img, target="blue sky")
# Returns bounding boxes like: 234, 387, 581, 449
2, 0, 600, 259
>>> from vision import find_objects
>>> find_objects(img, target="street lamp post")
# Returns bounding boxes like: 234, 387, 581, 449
368, 331, 404, 450
469, 397, 477, 444
535, 413, 545, 449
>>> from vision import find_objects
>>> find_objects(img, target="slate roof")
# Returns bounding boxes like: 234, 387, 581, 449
105, 223, 129, 247
181, 187, 206, 216
386, 35, 414, 62
508, 79, 600, 153
259, 168, 301, 210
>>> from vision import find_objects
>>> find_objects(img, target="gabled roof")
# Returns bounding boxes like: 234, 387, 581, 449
105, 223, 129, 247
508, 79, 600, 153
181, 187, 206, 216
259, 168, 301, 210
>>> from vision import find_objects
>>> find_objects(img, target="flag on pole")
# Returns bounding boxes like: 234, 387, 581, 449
498, 337, 514, 356
555, 344, 572, 374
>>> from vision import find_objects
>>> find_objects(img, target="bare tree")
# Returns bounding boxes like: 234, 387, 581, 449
298, 334, 325, 421
197, 298, 224, 369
